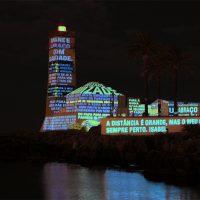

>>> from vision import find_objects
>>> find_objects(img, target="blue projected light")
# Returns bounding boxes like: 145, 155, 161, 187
48, 86, 74, 97
128, 99, 200, 117
168, 101, 199, 116
41, 26, 76, 132
49, 63, 73, 73
66, 82, 124, 122
43, 115, 76, 131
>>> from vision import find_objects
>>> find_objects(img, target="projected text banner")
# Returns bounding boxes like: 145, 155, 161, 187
101, 117, 200, 135
45, 30, 76, 116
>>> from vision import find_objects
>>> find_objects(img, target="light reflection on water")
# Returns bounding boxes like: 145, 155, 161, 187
43, 163, 106, 200
0, 162, 199, 199
43, 163, 200, 200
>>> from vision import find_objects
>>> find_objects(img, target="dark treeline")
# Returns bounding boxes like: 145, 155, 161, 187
129, 32, 193, 116
0, 126, 200, 184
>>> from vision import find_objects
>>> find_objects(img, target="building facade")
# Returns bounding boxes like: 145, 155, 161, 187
41, 25, 76, 131
65, 82, 124, 130
128, 98, 200, 117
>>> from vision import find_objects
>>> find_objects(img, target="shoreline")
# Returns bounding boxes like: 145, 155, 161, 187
0, 127, 200, 185
0, 157, 197, 187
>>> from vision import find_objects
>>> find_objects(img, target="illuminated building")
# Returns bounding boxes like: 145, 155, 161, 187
65, 82, 124, 130
41, 25, 76, 131
168, 101, 200, 116
41, 26, 200, 132
128, 98, 157, 116
128, 98, 199, 117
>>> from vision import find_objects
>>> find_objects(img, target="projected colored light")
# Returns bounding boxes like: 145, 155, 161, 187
58, 26, 66, 32
128, 98, 199, 117
128, 98, 152, 116
46, 28, 76, 114
66, 82, 123, 121
81, 120, 100, 131
41, 25, 76, 131
101, 117, 200, 135
43, 115, 76, 131
69, 82, 122, 95
168, 101, 199, 116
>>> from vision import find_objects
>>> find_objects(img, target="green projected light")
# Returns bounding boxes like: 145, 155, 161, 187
69, 82, 123, 95
101, 117, 200, 135
65, 82, 124, 129
58, 26, 66, 32
81, 120, 100, 131
128, 98, 200, 117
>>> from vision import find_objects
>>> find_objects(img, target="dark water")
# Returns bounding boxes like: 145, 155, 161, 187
0, 162, 200, 200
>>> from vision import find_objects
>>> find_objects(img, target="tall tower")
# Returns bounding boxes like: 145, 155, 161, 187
41, 25, 76, 131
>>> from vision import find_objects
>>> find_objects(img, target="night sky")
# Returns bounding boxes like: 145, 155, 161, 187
1, 1, 200, 132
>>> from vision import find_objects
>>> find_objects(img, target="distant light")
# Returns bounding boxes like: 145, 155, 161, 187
58, 26, 66, 32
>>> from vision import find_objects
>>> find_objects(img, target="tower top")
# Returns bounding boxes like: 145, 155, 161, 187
58, 25, 66, 32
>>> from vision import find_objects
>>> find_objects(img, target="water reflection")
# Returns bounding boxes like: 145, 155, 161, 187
43, 163, 106, 200
104, 171, 181, 200
43, 163, 200, 200
0, 162, 199, 199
